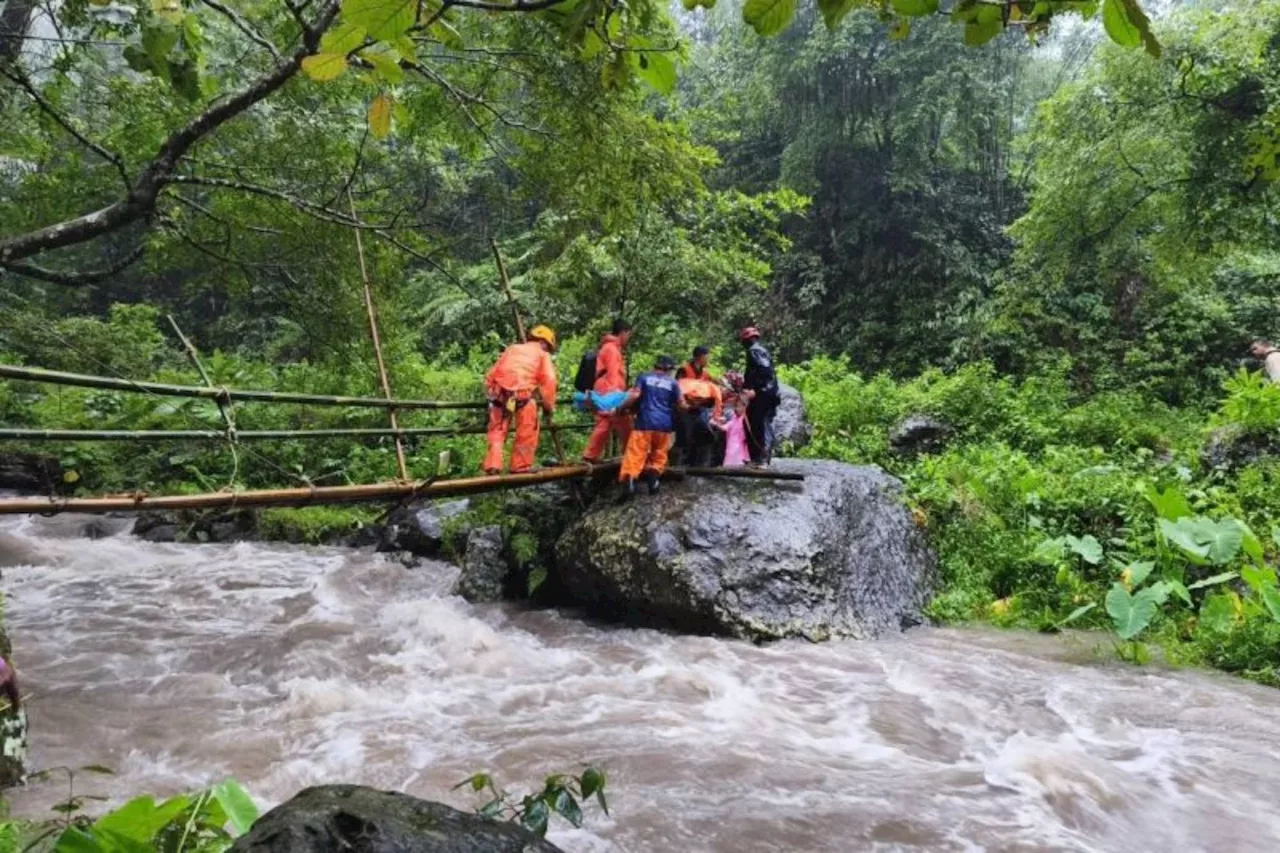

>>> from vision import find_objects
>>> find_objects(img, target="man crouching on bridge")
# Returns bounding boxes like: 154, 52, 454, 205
483, 325, 558, 475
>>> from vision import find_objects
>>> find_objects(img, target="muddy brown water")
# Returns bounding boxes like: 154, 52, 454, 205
3, 513, 1280, 852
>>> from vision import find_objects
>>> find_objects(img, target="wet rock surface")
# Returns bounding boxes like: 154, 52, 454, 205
889, 415, 954, 456
453, 526, 506, 604
0, 453, 63, 494
229, 785, 564, 853
555, 458, 936, 642
773, 383, 811, 451
377, 499, 472, 557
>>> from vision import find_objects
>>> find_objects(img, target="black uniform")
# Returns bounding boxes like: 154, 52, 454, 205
743, 340, 779, 464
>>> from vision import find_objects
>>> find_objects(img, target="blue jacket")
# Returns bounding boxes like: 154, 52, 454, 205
632, 372, 683, 432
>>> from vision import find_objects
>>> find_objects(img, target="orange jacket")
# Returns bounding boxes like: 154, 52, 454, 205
676, 362, 715, 383
486, 341, 557, 412
593, 334, 627, 394
678, 377, 722, 420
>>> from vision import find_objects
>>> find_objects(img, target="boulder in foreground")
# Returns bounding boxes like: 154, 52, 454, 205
554, 459, 936, 642
230, 785, 564, 853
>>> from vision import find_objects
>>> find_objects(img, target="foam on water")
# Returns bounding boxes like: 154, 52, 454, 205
4, 513, 1280, 852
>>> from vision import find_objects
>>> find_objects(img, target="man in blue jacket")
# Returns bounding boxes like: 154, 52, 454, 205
618, 355, 685, 495
739, 327, 780, 467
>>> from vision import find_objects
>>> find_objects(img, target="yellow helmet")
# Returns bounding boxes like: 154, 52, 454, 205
528, 324, 557, 351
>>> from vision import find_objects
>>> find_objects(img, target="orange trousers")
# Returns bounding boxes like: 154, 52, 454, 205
484, 401, 539, 473
619, 430, 671, 481
585, 412, 632, 462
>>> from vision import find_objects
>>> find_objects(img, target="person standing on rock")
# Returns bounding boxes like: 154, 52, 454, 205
618, 355, 686, 495
673, 372, 723, 468
584, 319, 634, 463
739, 327, 780, 467
482, 325, 558, 475
1250, 340, 1280, 383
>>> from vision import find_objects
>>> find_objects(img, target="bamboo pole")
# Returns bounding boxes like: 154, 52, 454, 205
0, 424, 591, 442
0, 462, 804, 515
349, 189, 407, 481
0, 364, 500, 410
166, 315, 236, 435
490, 238, 525, 342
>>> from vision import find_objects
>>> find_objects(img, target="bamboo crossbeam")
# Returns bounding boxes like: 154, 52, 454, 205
0, 464, 804, 515
0, 424, 591, 441
0, 364, 579, 411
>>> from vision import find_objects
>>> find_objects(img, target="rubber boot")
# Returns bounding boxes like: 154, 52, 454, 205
645, 471, 661, 495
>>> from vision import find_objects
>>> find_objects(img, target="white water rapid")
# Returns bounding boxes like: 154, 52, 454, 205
4, 513, 1280, 852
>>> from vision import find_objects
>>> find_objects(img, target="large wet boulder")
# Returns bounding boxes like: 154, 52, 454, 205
453, 526, 506, 604
230, 785, 563, 853
554, 459, 936, 642
377, 499, 472, 557
773, 384, 811, 451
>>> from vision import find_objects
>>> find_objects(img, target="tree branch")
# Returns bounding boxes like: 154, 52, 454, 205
200, 0, 284, 65
0, 63, 130, 190
0, 243, 146, 286
0, 0, 341, 268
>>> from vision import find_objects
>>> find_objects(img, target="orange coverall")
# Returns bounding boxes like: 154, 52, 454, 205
677, 378, 723, 420
483, 341, 557, 474
584, 333, 631, 461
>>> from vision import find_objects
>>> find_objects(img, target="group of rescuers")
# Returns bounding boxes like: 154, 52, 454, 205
482, 319, 781, 494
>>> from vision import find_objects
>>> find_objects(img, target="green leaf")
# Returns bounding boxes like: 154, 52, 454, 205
212, 781, 258, 836
1241, 564, 1272, 592
552, 790, 583, 828
1241, 523, 1264, 566
963, 17, 1002, 46
1167, 579, 1192, 607
1055, 601, 1096, 629
343, 0, 417, 41
1102, 0, 1138, 44
579, 767, 605, 799
301, 53, 348, 82
635, 51, 677, 96
1142, 581, 1172, 607
431, 19, 465, 50
1065, 534, 1103, 565
53, 827, 105, 853
1123, 560, 1154, 588
363, 48, 404, 84
1203, 519, 1245, 566
1158, 518, 1209, 563
521, 798, 550, 837
141, 21, 179, 68
1144, 484, 1191, 520
1198, 592, 1238, 634
1120, 0, 1160, 57
1031, 536, 1065, 565
92, 795, 190, 844
1261, 585, 1280, 623
1188, 570, 1238, 591
742, 0, 797, 36
320, 22, 368, 55
152, 0, 183, 24
526, 565, 548, 596
816, 0, 857, 29
1105, 582, 1157, 641
891, 0, 937, 15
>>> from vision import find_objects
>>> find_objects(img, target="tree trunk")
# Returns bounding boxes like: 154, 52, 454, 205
0, 0, 33, 66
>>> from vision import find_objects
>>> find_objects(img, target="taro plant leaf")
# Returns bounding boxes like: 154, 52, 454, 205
1065, 534, 1103, 565
1188, 570, 1239, 591
1240, 565, 1273, 593
1105, 582, 1159, 641
1122, 560, 1155, 588
1144, 580, 1173, 607
1144, 484, 1191, 521
1032, 536, 1065, 565
212, 780, 258, 835
54, 827, 110, 853
1261, 585, 1280, 623
1167, 579, 1192, 607
1202, 519, 1246, 566
1158, 518, 1209, 563
1241, 523, 1265, 566
92, 795, 190, 843
1199, 592, 1239, 633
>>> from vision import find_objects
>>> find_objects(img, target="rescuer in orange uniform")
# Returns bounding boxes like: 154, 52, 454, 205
483, 325, 558, 475
676, 345, 716, 382
673, 373, 723, 468
583, 319, 633, 463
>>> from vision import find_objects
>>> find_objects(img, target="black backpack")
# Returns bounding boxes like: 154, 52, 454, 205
574, 349, 599, 392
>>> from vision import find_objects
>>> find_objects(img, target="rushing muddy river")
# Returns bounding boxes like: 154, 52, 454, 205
4, 513, 1280, 852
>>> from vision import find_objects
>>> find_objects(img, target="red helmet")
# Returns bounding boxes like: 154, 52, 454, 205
738, 326, 761, 343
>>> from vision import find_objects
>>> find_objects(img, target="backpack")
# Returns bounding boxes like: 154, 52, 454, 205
574, 349, 599, 392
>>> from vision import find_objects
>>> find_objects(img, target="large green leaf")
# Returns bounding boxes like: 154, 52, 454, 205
1198, 592, 1238, 634
343, 0, 416, 41
1144, 484, 1191, 521
1105, 582, 1158, 641
320, 22, 367, 55
1031, 536, 1065, 565
92, 795, 190, 844
301, 53, 348, 82
212, 781, 259, 836
1101, 0, 1140, 47
1261, 585, 1280, 623
1119, 0, 1161, 57
1158, 517, 1209, 563
1123, 560, 1154, 588
963, 17, 1002, 46
817, 0, 858, 30
636, 51, 677, 96
891, 0, 937, 15
1064, 534, 1103, 565
743, 0, 797, 36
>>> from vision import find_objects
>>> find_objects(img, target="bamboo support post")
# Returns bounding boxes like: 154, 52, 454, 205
349, 189, 408, 481
0, 462, 804, 515
490, 238, 525, 342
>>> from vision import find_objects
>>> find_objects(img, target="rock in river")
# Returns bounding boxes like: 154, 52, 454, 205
773, 383, 811, 451
230, 785, 564, 853
554, 459, 936, 642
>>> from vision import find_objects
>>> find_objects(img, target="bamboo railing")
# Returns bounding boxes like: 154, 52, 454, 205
0, 424, 590, 442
